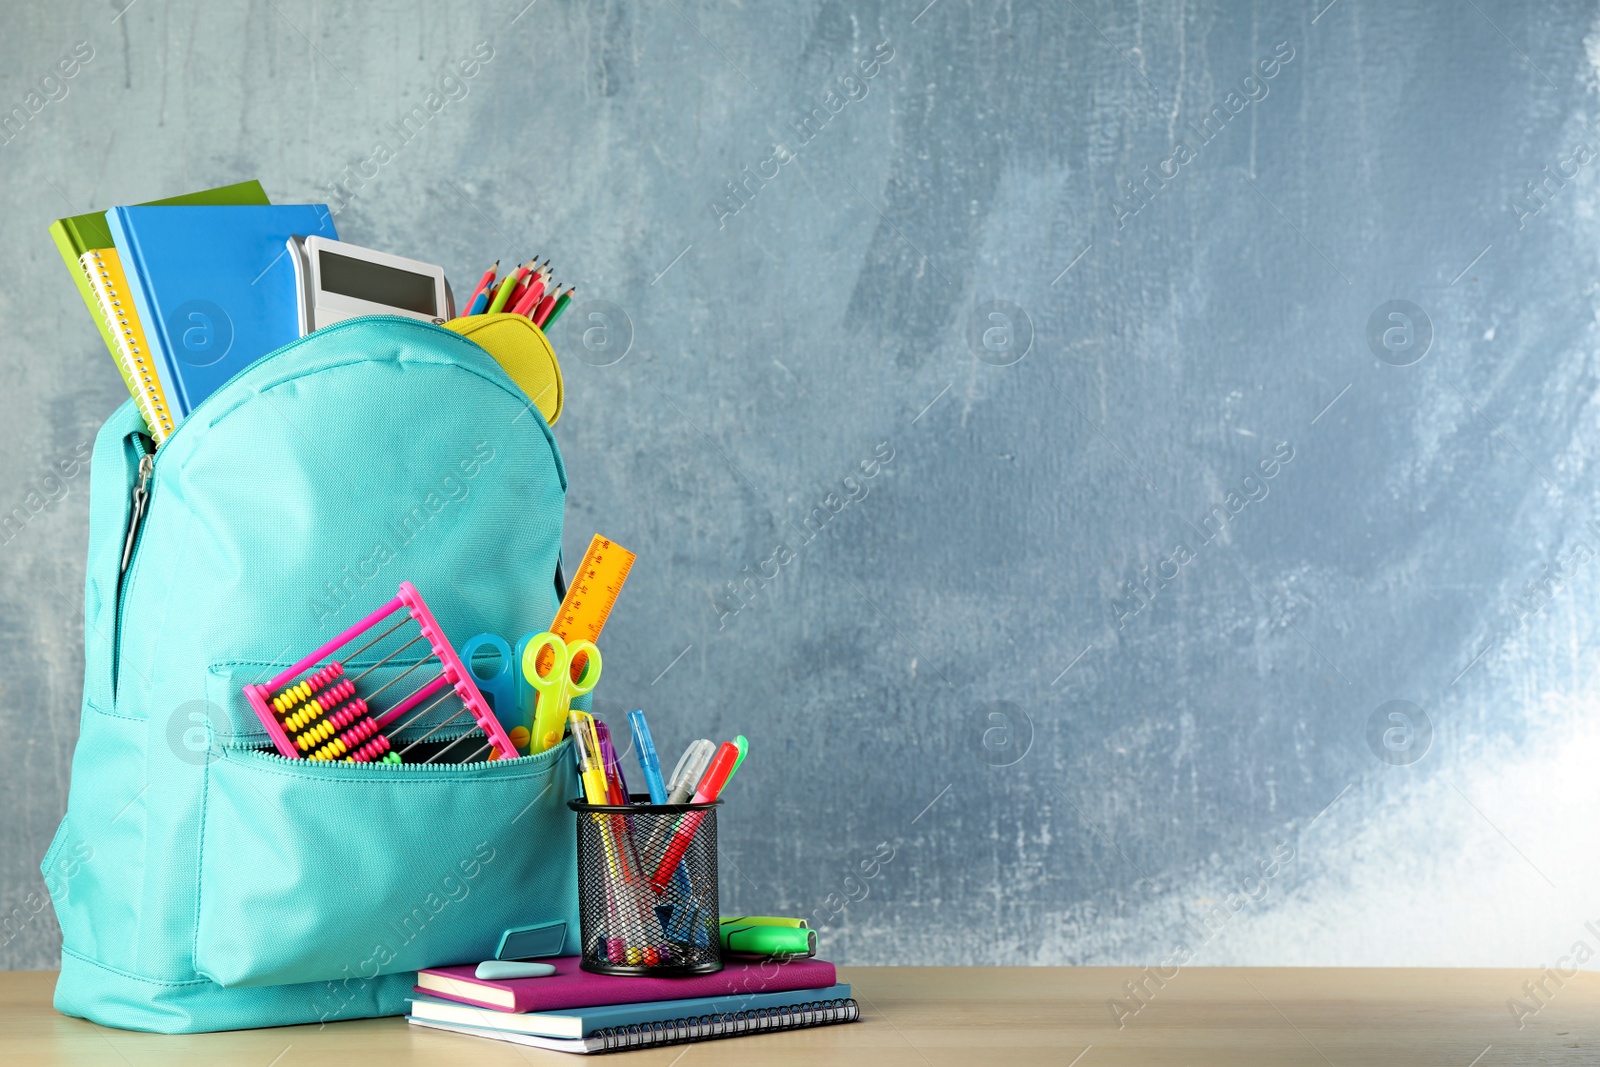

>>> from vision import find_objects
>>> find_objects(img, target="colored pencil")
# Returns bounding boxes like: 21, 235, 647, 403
532, 288, 559, 327
465, 261, 498, 314
511, 279, 543, 318
542, 288, 574, 330
486, 261, 529, 314
511, 261, 550, 316
498, 258, 534, 310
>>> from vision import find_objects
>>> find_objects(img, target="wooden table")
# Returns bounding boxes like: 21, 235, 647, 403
2, 967, 1594, 1064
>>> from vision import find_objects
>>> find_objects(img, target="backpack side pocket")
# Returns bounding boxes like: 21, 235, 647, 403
81, 401, 150, 719
48, 706, 147, 973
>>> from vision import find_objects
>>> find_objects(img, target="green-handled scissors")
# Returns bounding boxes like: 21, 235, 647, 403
521, 632, 602, 753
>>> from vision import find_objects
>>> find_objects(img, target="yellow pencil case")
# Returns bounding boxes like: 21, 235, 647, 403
442, 313, 564, 425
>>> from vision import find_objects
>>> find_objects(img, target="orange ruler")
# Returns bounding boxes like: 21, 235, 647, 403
542, 534, 635, 676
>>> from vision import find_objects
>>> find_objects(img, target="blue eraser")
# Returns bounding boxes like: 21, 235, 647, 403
475, 960, 557, 980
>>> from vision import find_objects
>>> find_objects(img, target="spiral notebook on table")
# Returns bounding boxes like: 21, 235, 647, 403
409, 983, 855, 1040
408, 992, 860, 1054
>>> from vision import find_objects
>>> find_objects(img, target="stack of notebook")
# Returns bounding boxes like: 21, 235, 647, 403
50, 180, 336, 447
408, 954, 857, 1054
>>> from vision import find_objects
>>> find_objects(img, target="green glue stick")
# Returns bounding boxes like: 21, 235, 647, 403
719, 924, 817, 957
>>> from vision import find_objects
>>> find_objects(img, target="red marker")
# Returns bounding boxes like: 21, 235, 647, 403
649, 741, 742, 893
692, 742, 740, 802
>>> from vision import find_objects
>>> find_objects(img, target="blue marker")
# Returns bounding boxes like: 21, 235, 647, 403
628, 710, 669, 804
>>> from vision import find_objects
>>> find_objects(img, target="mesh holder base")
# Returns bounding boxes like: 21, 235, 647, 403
569, 796, 723, 976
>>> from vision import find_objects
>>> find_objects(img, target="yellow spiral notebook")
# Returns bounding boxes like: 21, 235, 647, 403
48, 179, 269, 446
79, 247, 176, 445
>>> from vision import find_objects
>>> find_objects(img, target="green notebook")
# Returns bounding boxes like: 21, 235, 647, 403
50, 180, 271, 412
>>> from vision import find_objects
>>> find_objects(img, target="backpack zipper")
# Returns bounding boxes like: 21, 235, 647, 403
111, 431, 155, 698
245, 737, 568, 774
120, 445, 153, 574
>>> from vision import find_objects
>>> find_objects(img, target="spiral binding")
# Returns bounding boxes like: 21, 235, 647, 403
590, 998, 859, 1051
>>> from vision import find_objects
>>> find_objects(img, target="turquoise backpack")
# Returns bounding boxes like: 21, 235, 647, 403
43, 317, 582, 1033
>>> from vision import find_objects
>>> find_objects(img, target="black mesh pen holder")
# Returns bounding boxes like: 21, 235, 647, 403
569, 796, 722, 976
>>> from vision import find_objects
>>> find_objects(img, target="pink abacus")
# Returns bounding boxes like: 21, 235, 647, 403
244, 581, 518, 764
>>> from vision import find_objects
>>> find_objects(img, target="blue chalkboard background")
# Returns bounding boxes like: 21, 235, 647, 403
2, 0, 1597, 972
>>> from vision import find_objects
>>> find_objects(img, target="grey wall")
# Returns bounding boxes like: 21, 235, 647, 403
5, 0, 1600, 983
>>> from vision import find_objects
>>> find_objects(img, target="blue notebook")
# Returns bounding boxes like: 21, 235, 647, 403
107, 204, 337, 419
408, 982, 855, 1040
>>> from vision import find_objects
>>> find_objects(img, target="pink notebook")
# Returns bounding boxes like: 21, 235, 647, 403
414, 956, 838, 1014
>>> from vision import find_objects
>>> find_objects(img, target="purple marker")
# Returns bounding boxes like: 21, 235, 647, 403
594, 720, 631, 803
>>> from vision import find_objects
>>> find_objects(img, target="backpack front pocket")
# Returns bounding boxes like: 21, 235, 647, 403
193, 743, 579, 990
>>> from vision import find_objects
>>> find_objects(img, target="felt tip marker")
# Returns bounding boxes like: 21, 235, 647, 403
628, 710, 669, 805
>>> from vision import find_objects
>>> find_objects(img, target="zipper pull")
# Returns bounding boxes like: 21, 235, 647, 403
120, 453, 154, 574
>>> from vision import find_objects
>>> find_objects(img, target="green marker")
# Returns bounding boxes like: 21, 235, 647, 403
720, 915, 806, 929
719, 924, 817, 957
731, 735, 748, 776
